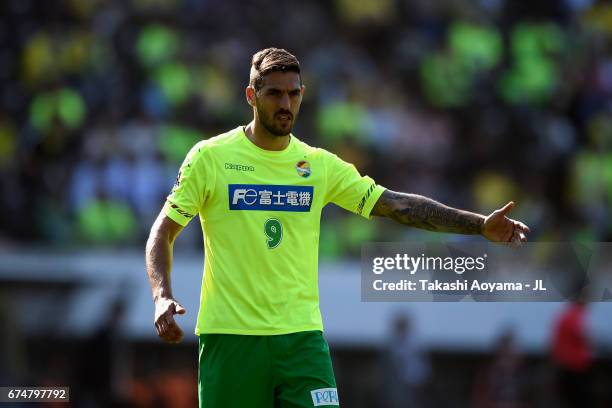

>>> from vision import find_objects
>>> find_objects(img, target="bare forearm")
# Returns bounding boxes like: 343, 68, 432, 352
372, 190, 484, 234
145, 232, 174, 301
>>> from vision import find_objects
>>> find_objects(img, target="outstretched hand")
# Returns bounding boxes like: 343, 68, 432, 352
482, 201, 530, 245
154, 297, 186, 344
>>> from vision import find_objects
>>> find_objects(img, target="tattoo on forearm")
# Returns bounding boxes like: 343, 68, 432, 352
372, 190, 484, 234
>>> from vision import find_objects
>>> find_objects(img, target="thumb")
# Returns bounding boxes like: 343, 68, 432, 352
495, 201, 514, 216
173, 302, 186, 315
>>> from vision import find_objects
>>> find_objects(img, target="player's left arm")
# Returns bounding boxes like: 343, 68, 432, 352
371, 189, 530, 244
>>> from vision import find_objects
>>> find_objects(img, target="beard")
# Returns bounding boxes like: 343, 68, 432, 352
256, 102, 296, 137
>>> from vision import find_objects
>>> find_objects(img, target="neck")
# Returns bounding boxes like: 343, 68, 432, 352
245, 120, 290, 151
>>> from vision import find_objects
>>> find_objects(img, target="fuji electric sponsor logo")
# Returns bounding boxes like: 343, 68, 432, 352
228, 184, 313, 212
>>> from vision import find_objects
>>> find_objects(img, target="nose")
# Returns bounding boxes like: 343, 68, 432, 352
279, 93, 291, 110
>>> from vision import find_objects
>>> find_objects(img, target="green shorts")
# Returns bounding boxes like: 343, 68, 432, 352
198, 330, 339, 407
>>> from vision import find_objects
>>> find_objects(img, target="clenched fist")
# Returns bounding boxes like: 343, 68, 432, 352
154, 297, 186, 344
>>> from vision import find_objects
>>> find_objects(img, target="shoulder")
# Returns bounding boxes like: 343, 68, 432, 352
185, 127, 243, 162
291, 136, 338, 162
291, 137, 355, 176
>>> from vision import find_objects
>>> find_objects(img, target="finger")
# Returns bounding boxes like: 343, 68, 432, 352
514, 227, 527, 241
158, 320, 169, 338
155, 312, 171, 328
162, 327, 180, 342
512, 220, 530, 233
507, 231, 518, 247
165, 317, 179, 331
159, 307, 178, 323
173, 302, 186, 315
156, 313, 178, 341
495, 201, 515, 216
167, 321, 184, 337
510, 230, 523, 248
170, 328, 184, 343
164, 325, 184, 343
160, 325, 179, 342
505, 224, 515, 242
155, 320, 167, 338
161, 314, 177, 332
161, 314, 176, 331
163, 318, 183, 340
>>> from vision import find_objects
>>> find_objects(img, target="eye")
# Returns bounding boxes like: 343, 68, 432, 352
290, 90, 301, 97
267, 90, 281, 96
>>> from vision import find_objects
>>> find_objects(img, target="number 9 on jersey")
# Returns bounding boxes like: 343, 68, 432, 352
264, 218, 283, 249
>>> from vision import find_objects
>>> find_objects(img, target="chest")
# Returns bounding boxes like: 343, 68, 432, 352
205, 151, 326, 216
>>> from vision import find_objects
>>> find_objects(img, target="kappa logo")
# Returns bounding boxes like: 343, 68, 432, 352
310, 388, 339, 406
225, 162, 255, 172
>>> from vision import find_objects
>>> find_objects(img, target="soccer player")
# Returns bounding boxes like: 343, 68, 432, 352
145, 47, 530, 408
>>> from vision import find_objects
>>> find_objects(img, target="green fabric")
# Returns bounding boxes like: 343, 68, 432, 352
198, 331, 339, 407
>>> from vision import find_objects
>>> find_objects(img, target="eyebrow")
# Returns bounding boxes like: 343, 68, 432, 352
264, 87, 301, 93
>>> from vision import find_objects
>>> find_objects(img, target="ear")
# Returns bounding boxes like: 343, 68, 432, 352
245, 86, 256, 107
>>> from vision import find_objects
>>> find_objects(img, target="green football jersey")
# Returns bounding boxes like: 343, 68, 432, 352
164, 126, 385, 335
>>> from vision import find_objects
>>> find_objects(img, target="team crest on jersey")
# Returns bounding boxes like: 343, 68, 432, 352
296, 160, 311, 178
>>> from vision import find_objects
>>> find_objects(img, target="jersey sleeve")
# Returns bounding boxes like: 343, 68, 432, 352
323, 150, 386, 219
163, 142, 209, 226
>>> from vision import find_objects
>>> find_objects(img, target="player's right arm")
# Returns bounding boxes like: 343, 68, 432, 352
146, 212, 186, 344
145, 140, 209, 343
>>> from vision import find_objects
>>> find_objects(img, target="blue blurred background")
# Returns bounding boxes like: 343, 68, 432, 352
1, 0, 612, 407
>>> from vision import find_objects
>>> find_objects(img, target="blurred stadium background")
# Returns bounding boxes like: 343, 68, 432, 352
1, 0, 612, 406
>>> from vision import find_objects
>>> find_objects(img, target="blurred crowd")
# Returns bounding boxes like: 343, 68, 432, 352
1, 0, 612, 255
